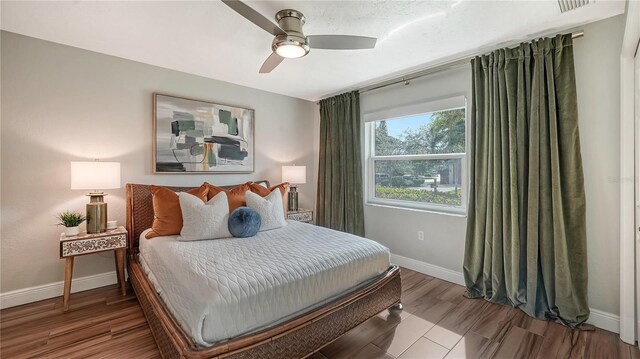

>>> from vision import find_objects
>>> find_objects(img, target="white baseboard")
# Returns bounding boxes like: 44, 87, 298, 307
390, 253, 620, 333
390, 253, 465, 285
0, 271, 118, 310
587, 308, 620, 334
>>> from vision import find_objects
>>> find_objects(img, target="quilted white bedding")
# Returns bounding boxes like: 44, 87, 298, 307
138, 220, 390, 347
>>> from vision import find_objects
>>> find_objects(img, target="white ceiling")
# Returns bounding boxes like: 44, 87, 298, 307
1, 1, 626, 101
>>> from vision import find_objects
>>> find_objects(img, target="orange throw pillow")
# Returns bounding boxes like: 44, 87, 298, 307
145, 184, 209, 239
249, 182, 290, 215
205, 182, 252, 212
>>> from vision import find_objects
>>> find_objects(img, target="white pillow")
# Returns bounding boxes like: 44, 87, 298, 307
178, 191, 232, 241
245, 190, 287, 231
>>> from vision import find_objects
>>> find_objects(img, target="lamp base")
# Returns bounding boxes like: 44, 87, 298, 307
86, 193, 108, 234
288, 187, 299, 212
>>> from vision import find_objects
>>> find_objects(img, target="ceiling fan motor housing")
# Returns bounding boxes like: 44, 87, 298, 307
272, 9, 310, 57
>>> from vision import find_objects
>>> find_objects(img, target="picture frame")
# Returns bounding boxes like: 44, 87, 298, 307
153, 93, 255, 173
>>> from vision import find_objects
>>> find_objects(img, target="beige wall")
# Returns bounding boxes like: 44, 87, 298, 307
573, 15, 625, 316
0, 31, 318, 294
361, 14, 625, 316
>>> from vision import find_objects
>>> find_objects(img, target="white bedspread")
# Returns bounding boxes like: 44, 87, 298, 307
138, 220, 390, 347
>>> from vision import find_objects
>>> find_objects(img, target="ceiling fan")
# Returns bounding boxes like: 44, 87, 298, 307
221, 0, 377, 73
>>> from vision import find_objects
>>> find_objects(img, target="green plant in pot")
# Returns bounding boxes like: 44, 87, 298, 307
57, 210, 86, 237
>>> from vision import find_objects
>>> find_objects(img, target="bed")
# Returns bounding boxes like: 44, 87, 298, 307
126, 182, 402, 358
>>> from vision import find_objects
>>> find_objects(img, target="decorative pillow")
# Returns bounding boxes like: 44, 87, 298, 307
248, 182, 289, 215
205, 182, 251, 212
178, 191, 231, 241
245, 190, 287, 231
228, 207, 262, 238
146, 184, 209, 239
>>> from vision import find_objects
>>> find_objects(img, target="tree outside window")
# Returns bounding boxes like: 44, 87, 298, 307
369, 107, 466, 209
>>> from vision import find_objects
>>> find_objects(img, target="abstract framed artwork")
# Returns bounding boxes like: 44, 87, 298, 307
153, 93, 255, 173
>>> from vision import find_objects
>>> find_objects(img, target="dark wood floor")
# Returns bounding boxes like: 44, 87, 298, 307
1, 268, 638, 358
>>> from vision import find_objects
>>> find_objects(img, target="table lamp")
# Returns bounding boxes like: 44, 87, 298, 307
70, 161, 121, 233
282, 165, 306, 212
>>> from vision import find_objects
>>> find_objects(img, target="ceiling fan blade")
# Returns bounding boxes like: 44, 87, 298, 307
259, 52, 285, 73
221, 0, 286, 36
307, 35, 377, 50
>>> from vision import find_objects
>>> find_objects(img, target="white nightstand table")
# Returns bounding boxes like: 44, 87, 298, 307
287, 209, 313, 223
59, 226, 127, 311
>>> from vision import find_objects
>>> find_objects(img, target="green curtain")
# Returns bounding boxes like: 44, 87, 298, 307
464, 34, 589, 326
316, 91, 365, 236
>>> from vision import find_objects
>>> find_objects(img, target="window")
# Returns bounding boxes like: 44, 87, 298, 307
365, 97, 467, 214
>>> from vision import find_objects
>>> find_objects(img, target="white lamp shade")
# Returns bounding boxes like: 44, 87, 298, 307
70, 161, 121, 190
282, 165, 307, 184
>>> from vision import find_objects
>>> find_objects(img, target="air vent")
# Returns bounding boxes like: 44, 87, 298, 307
558, 0, 591, 13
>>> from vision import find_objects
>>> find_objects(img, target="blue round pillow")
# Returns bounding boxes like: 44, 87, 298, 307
228, 207, 261, 238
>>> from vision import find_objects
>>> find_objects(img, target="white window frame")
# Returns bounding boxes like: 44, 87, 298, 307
364, 96, 468, 215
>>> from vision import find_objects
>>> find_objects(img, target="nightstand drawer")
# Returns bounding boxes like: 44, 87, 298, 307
60, 227, 128, 258
288, 210, 313, 223
61, 234, 127, 257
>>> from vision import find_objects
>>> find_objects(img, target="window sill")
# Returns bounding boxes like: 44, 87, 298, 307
365, 201, 468, 218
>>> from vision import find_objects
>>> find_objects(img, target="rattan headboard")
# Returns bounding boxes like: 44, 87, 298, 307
125, 181, 269, 256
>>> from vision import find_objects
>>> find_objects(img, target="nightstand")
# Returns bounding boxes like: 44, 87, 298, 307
287, 209, 313, 223
59, 226, 127, 311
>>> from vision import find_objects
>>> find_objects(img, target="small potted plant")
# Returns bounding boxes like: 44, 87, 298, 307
57, 210, 86, 236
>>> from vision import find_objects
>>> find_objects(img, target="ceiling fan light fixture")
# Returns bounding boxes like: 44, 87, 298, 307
272, 35, 310, 59
276, 44, 307, 58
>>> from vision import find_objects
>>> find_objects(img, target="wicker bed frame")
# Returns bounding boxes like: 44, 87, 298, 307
125, 182, 402, 359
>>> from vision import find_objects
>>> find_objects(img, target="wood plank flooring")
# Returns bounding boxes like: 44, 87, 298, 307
1, 267, 637, 358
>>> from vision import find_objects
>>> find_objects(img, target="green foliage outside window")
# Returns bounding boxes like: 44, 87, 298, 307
375, 186, 462, 206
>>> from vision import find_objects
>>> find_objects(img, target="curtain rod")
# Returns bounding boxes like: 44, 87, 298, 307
355, 30, 584, 95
